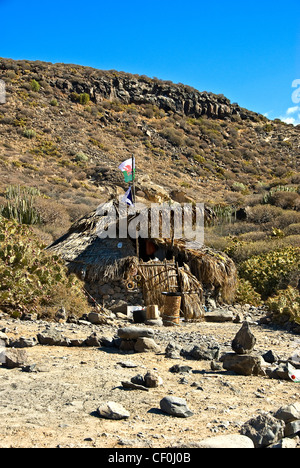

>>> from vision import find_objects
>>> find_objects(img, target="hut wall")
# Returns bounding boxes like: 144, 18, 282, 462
85, 279, 144, 310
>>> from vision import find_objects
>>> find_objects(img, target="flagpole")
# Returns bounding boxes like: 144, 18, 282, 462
132, 153, 136, 205
132, 153, 139, 260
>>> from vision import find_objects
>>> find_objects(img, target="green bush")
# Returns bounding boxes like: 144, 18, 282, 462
266, 287, 300, 325
70, 92, 90, 105
239, 247, 300, 299
0, 217, 91, 317
234, 277, 262, 306
23, 128, 37, 139
30, 79, 40, 92
75, 151, 89, 162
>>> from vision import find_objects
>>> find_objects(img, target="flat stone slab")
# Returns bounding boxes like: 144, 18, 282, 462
204, 309, 233, 322
117, 327, 154, 340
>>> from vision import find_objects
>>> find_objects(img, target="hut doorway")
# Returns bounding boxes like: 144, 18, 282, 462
137, 238, 179, 264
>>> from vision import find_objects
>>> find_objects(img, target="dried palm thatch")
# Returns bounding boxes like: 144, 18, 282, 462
137, 260, 204, 321
153, 238, 237, 303
48, 205, 137, 282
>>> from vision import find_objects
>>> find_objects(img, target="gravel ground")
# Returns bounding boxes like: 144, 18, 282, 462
0, 310, 299, 449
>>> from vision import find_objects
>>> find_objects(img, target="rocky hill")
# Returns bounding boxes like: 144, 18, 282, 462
0, 57, 299, 244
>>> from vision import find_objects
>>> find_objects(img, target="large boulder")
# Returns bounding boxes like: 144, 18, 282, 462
2, 348, 29, 369
220, 353, 266, 376
241, 413, 285, 448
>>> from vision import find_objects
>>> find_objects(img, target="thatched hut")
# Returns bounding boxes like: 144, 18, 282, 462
48, 201, 237, 321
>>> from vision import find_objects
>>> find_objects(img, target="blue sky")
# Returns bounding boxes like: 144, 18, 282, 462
1, 0, 300, 124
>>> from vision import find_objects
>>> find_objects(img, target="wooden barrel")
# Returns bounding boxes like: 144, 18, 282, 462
162, 292, 181, 326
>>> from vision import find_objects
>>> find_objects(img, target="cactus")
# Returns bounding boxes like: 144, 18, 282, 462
0, 185, 42, 225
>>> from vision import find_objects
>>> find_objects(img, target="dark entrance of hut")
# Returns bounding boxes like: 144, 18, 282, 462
137, 238, 184, 266
125, 238, 205, 322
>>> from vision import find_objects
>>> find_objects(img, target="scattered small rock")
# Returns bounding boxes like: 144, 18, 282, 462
160, 396, 193, 418
97, 401, 130, 420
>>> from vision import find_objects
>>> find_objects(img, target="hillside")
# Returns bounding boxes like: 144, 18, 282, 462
0, 57, 299, 240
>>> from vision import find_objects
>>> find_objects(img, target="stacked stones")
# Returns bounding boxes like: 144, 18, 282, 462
117, 327, 160, 353
220, 321, 266, 376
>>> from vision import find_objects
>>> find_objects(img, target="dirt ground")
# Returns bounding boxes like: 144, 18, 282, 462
0, 312, 299, 449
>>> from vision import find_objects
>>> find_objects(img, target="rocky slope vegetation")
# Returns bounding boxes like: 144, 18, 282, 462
0, 57, 299, 241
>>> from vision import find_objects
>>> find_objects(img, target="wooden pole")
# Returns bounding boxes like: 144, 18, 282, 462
132, 153, 139, 259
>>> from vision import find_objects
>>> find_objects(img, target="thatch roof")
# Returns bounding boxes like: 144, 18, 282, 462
48, 204, 137, 281
48, 201, 237, 303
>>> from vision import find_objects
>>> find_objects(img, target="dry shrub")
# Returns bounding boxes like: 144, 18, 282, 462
34, 197, 70, 227
247, 204, 283, 224
269, 191, 300, 210
276, 211, 300, 229
239, 230, 267, 242
64, 202, 90, 222
284, 223, 300, 236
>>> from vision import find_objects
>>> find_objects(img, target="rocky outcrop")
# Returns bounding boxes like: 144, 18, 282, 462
49, 69, 256, 121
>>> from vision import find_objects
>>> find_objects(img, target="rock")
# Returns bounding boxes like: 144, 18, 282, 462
268, 362, 296, 380
9, 336, 37, 348
69, 338, 85, 347
262, 350, 279, 364
284, 420, 300, 437
160, 396, 193, 418
145, 319, 163, 326
241, 413, 285, 448
205, 309, 233, 322
121, 381, 149, 391
100, 337, 116, 348
97, 401, 130, 420
117, 327, 154, 340
110, 301, 128, 315
117, 360, 138, 368
134, 337, 160, 353
189, 338, 220, 361
267, 437, 299, 449
196, 434, 255, 449
169, 364, 193, 374
165, 342, 182, 359
220, 353, 266, 376
131, 374, 146, 386
87, 312, 104, 324
37, 328, 70, 346
274, 402, 300, 423
231, 321, 256, 355
119, 339, 135, 351
83, 332, 101, 347
144, 371, 163, 387
0, 331, 9, 345
2, 348, 29, 369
